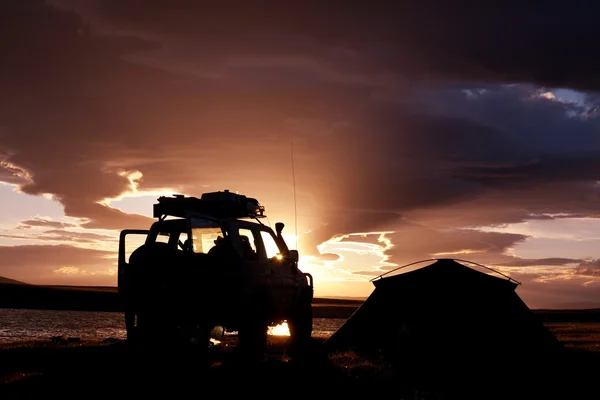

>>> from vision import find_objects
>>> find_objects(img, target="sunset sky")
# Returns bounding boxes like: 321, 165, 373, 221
2, 1, 600, 308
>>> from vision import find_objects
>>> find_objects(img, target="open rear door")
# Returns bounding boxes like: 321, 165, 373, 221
118, 229, 149, 294
118, 229, 149, 336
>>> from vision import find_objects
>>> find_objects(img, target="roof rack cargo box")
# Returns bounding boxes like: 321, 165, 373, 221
153, 190, 265, 220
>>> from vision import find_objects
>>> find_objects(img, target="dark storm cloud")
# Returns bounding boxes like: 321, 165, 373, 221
2, 0, 378, 232
380, 228, 528, 267
87, 0, 600, 90
3, 0, 600, 269
0, 1, 159, 229
456, 153, 600, 187
294, 84, 600, 256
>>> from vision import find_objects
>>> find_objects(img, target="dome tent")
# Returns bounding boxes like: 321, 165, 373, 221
324, 258, 563, 360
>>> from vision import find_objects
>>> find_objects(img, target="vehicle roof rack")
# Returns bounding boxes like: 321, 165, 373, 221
153, 190, 266, 220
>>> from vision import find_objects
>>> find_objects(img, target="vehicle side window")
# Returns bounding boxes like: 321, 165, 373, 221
260, 231, 281, 259
239, 228, 258, 260
126, 234, 146, 263
178, 232, 191, 251
189, 216, 224, 254
156, 233, 170, 244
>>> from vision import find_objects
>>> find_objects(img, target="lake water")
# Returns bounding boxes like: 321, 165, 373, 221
0, 308, 346, 342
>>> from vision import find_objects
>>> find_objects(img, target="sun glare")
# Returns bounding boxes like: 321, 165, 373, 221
268, 322, 290, 336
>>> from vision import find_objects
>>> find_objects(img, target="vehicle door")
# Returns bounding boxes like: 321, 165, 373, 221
255, 227, 298, 316
118, 229, 150, 296
117, 229, 149, 332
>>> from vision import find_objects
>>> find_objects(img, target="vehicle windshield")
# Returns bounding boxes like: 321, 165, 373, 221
189, 217, 224, 254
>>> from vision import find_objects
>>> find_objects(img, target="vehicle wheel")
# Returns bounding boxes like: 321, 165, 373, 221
287, 298, 313, 361
237, 318, 268, 361
289, 296, 312, 342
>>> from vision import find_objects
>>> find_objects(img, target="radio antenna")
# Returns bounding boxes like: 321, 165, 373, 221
291, 140, 298, 249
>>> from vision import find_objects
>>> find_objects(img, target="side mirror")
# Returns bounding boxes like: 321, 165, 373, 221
275, 222, 284, 237
286, 249, 299, 263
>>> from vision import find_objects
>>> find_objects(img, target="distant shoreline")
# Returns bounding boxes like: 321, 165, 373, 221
0, 282, 364, 319
1, 282, 600, 321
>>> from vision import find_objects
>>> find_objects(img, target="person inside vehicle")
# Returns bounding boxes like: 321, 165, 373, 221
207, 234, 238, 261
208, 235, 226, 255
240, 235, 257, 260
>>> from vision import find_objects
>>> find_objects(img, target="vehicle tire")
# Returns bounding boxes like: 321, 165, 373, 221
238, 318, 268, 361
237, 292, 269, 361
289, 294, 312, 342
287, 294, 313, 362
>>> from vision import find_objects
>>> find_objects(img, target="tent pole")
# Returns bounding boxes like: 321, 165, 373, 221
370, 258, 521, 285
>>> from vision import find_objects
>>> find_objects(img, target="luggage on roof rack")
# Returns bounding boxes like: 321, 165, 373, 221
153, 190, 266, 220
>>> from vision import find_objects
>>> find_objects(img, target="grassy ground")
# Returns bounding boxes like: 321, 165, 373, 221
1, 324, 599, 400
546, 322, 600, 352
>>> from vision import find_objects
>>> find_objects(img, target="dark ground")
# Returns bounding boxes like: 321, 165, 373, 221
1, 334, 599, 400
2, 281, 600, 399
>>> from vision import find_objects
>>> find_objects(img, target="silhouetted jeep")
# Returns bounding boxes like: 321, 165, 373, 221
117, 190, 313, 355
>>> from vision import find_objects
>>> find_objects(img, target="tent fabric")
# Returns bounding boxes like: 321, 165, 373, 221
324, 258, 563, 359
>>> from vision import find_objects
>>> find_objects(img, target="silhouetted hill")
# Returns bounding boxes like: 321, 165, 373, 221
0, 276, 27, 285
534, 308, 600, 323
0, 282, 122, 312
551, 301, 600, 309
